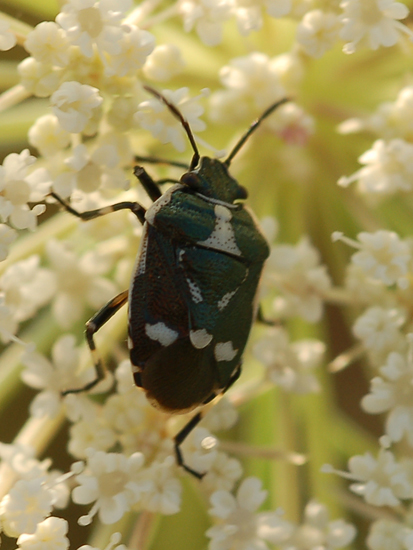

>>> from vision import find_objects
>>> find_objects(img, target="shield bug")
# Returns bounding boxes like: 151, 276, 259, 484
54, 87, 288, 477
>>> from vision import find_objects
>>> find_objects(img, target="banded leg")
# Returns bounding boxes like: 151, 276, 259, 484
51, 192, 147, 224
62, 290, 129, 395
133, 158, 188, 202
133, 166, 163, 201
174, 364, 242, 479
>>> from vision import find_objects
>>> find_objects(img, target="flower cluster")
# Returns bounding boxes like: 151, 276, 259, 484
1, 0, 413, 549
207, 480, 355, 550
339, 84, 413, 197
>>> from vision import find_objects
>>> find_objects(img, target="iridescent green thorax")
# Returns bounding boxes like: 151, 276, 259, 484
181, 157, 248, 204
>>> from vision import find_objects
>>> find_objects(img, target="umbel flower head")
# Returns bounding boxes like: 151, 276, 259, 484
1, 0, 413, 549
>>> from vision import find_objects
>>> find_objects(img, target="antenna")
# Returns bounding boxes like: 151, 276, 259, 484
224, 97, 289, 167
144, 86, 200, 171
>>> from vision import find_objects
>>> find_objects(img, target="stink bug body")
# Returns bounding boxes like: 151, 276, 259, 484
55, 87, 288, 477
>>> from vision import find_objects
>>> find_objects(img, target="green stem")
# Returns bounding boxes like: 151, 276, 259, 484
0, 1, 58, 21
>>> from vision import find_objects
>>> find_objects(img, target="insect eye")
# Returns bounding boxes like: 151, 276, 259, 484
181, 172, 200, 189
237, 185, 248, 200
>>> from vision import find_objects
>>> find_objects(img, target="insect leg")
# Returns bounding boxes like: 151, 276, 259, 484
133, 160, 185, 202
51, 192, 146, 224
133, 165, 163, 201
174, 412, 204, 479
174, 364, 242, 479
257, 305, 278, 326
62, 290, 129, 395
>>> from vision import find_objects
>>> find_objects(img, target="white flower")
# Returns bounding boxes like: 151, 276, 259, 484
232, 0, 292, 35
296, 10, 341, 58
17, 516, 69, 550
270, 51, 304, 92
143, 44, 185, 81
28, 114, 71, 158
340, 0, 413, 54
112, 413, 168, 464
104, 24, 155, 77
0, 478, 54, 537
209, 52, 303, 126
180, 427, 218, 475
24, 22, 70, 67
253, 326, 324, 393
0, 18, 17, 50
102, 364, 167, 459
78, 532, 127, 550
265, 102, 314, 146
0, 444, 70, 513
140, 458, 182, 515
202, 398, 238, 432
283, 500, 356, 550
53, 143, 127, 197
0, 295, 18, 342
338, 139, 413, 196
20, 334, 97, 416
344, 264, 387, 304
0, 255, 56, 323
51, 81, 103, 134
46, 239, 117, 328
339, 85, 413, 141
18, 56, 61, 97
56, 0, 132, 58
367, 519, 413, 550
207, 477, 293, 550
335, 230, 411, 289
0, 149, 51, 230
178, 0, 232, 46
218, 52, 286, 112
347, 448, 413, 506
72, 450, 149, 525
352, 231, 411, 288
352, 306, 405, 356
0, 224, 17, 261
45, 471, 71, 511
69, 414, 117, 459
263, 236, 332, 323
103, 386, 146, 434
0, 442, 50, 479
362, 351, 413, 445
107, 95, 140, 132
135, 87, 206, 152
201, 452, 243, 493
389, 86, 413, 140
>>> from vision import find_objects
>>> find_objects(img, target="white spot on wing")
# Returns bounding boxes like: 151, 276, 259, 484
214, 341, 238, 362
198, 204, 241, 256
145, 322, 179, 346
145, 184, 183, 225
217, 289, 237, 311
187, 278, 203, 303
190, 329, 213, 349
127, 336, 134, 349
